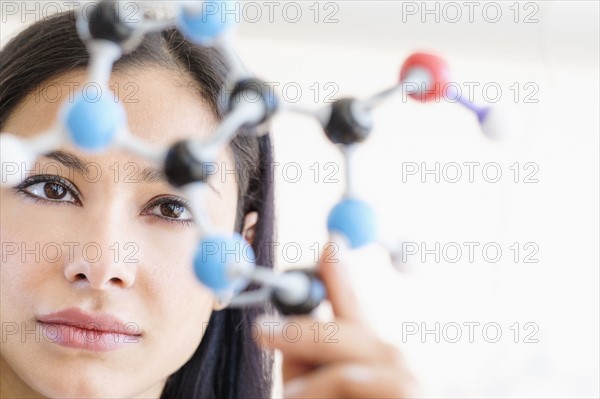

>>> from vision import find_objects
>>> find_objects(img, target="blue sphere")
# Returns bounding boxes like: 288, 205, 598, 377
178, 1, 237, 45
327, 198, 377, 249
193, 233, 255, 293
64, 94, 125, 151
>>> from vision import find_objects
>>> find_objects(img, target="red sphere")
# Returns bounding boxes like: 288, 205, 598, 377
400, 53, 451, 102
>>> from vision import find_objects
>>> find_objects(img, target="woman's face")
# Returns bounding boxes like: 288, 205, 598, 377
0, 68, 242, 398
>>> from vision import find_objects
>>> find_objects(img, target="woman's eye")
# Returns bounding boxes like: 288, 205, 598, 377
17, 176, 80, 204
147, 198, 193, 223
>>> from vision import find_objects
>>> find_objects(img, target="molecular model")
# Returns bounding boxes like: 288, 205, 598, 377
0, 1, 503, 315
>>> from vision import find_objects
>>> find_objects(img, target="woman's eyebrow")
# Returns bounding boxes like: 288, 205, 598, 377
42, 150, 222, 197
138, 166, 223, 198
43, 150, 87, 175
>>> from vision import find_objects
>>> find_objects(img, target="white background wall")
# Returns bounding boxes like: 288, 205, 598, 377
2, 1, 599, 397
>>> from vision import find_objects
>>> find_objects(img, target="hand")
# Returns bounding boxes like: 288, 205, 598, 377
258, 245, 420, 398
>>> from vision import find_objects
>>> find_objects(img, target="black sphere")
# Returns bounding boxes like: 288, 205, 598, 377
87, 0, 136, 44
271, 270, 326, 316
164, 140, 212, 187
324, 98, 373, 145
228, 78, 278, 127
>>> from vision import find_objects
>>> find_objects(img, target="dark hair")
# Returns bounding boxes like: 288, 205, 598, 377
0, 10, 275, 399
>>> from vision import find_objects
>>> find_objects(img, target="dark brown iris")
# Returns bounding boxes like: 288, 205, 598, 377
160, 202, 184, 218
43, 183, 67, 200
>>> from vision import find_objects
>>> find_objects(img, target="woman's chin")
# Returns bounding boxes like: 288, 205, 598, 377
17, 360, 157, 399
28, 378, 158, 399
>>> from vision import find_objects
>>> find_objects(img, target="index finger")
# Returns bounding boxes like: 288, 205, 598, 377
317, 241, 366, 324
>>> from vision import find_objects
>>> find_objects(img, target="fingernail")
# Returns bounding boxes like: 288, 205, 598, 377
283, 377, 306, 398
342, 364, 374, 383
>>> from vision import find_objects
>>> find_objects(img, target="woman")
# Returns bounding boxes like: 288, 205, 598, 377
0, 10, 417, 398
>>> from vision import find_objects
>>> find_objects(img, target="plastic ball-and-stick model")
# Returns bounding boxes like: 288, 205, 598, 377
0, 0, 504, 316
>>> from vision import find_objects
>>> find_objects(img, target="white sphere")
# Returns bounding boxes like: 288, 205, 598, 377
0, 133, 37, 187
481, 105, 512, 141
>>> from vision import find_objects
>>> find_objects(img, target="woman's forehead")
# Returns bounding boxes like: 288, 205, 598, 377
5, 67, 219, 147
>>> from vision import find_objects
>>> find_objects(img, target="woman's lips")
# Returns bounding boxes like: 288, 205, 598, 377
36, 307, 142, 352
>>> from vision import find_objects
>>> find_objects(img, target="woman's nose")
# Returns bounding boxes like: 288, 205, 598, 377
62, 203, 138, 290
63, 256, 136, 290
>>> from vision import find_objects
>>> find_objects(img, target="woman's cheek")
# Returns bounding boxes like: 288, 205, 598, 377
136, 228, 214, 333
0, 194, 71, 315
136, 240, 215, 373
